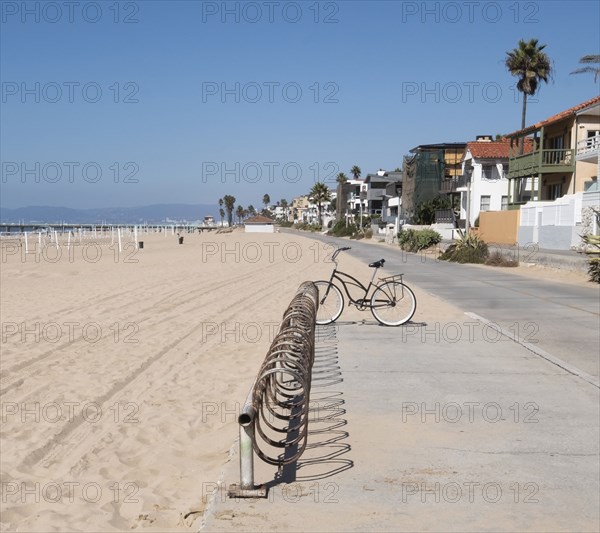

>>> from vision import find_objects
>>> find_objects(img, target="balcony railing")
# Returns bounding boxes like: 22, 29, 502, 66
577, 134, 600, 156
366, 189, 386, 201
440, 175, 469, 193
508, 149, 574, 178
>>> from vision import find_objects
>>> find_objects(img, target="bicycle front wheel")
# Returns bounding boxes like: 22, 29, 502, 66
313, 281, 344, 325
370, 281, 416, 326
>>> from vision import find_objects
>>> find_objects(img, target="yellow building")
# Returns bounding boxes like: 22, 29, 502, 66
507, 95, 600, 206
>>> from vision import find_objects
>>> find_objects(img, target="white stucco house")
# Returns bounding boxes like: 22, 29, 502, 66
459, 138, 510, 227
244, 215, 275, 233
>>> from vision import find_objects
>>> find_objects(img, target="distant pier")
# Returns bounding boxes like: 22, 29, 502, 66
0, 223, 222, 236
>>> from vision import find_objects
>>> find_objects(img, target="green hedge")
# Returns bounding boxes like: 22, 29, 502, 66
296, 222, 322, 232
397, 228, 442, 252
328, 220, 358, 237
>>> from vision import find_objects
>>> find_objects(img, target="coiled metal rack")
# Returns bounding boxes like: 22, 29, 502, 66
228, 281, 318, 498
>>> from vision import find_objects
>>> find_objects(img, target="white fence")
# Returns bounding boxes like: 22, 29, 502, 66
520, 193, 583, 227
518, 191, 600, 250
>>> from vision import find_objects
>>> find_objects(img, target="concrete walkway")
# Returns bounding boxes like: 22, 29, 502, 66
201, 316, 599, 531
305, 233, 600, 379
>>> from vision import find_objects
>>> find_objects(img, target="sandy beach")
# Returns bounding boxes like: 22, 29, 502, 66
3, 229, 596, 532
1, 229, 430, 531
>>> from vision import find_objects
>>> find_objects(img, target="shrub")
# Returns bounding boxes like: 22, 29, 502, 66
581, 234, 600, 283
413, 196, 451, 225
397, 228, 442, 252
485, 251, 519, 267
440, 230, 488, 264
365, 228, 373, 239
295, 222, 322, 232
278, 220, 293, 228
328, 220, 358, 237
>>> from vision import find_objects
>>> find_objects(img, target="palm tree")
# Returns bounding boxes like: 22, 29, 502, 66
262, 194, 270, 212
571, 54, 600, 82
248, 205, 256, 216
236, 205, 244, 224
309, 182, 331, 227
222, 195, 236, 227
218, 198, 224, 226
350, 166, 361, 180
336, 172, 348, 222
505, 38, 552, 131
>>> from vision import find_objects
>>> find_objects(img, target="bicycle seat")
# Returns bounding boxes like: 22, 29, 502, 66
368, 259, 385, 268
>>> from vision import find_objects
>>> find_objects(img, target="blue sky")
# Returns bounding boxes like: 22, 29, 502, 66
1, 0, 599, 210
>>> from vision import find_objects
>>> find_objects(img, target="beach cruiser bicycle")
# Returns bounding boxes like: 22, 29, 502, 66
314, 247, 417, 326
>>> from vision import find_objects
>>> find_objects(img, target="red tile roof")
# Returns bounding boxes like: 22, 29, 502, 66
466, 140, 511, 159
466, 138, 535, 159
507, 95, 600, 137
244, 215, 274, 224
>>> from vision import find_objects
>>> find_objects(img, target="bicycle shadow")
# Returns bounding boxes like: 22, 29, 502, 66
336, 319, 427, 328
265, 324, 353, 488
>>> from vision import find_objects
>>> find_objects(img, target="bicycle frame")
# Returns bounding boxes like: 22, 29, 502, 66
325, 266, 380, 308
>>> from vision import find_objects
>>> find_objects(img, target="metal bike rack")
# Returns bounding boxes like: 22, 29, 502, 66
228, 281, 319, 498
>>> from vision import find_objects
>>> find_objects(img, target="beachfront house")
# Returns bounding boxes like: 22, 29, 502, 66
507, 95, 600, 206
291, 195, 309, 223
271, 204, 291, 222
381, 170, 403, 232
504, 95, 600, 249
344, 179, 367, 227
403, 142, 466, 222
455, 136, 510, 228
362, 170, 403, 234
364, 170, 402, 216
306, 190, 336, 227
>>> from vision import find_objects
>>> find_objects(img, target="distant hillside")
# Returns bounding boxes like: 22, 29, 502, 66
0, 204, 217, 224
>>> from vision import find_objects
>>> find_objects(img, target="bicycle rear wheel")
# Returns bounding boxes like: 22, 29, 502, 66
314, 281, 344, 325
370, 281, 416, 326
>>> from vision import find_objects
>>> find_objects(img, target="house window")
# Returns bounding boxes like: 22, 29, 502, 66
482, 165, 502, 181
480, 195, 491, 211
482, 165, 494, 180
549, 135, 564, 150
549, 183, 563, 200
546, 135, 566, 165
501, 196, 508, 210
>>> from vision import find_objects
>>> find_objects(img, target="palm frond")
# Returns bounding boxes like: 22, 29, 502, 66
578, 55, 600, 64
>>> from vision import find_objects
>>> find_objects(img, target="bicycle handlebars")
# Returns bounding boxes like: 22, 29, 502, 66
331, 246, 351, 262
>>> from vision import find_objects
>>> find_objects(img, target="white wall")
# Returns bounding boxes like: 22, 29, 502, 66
520, 193, 583, 227
245, 225, 274, 233
460, 155, 509, 225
